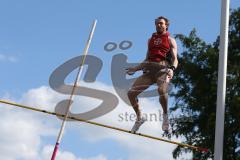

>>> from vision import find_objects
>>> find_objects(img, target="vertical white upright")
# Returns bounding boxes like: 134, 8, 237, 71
214, 0, 230, 160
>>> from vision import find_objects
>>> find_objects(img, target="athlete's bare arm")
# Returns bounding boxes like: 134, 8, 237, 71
126, 56, 148, 75
126, 40, 150, 75
166, 37, 178, 79
169, 37, 178, 68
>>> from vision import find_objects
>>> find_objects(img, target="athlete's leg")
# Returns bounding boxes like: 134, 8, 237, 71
155, 61, 170, 114
155, 60, 171, 131
157, 73, 170, 131
127, 74, 154, 121
157, 76, 169, 114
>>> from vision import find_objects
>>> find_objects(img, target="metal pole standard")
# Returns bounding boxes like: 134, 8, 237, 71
214, 0, 230, 160
51, 20, 97, 160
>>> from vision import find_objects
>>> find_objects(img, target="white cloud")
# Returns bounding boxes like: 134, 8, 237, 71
41, 145, 107, 160
0, 54, 5, 60
0, 81, 193, 160
0, 102, 56, 160
0, 87, 108, 160
0, 54, 18, 63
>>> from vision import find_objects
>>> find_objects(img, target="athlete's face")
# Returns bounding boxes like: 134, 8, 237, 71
155, 19, 167, 33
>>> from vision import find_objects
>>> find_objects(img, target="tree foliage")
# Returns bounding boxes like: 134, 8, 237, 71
170, 8, 240, 160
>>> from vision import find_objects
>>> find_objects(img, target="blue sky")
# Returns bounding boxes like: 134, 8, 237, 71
0, 0, 239, 160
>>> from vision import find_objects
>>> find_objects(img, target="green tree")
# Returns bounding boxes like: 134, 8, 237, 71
170, 8, 240, 159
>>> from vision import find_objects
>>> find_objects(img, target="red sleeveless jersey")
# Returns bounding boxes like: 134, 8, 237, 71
148, 32, 171, 62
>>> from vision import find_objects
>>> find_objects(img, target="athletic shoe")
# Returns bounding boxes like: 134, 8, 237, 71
131, 118, 147, 133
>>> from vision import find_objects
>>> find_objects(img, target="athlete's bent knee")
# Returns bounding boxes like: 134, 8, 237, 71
158, 87, 168, 97
127, 89, 137, 99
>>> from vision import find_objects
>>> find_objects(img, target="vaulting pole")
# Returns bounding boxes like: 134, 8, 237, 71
214, 0, 230, 160
50, 20, 97, 160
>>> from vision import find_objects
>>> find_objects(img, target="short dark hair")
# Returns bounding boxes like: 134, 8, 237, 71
155, 16, 170, 30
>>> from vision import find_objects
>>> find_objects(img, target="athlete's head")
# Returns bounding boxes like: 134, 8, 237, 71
155, 16, 170, 32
